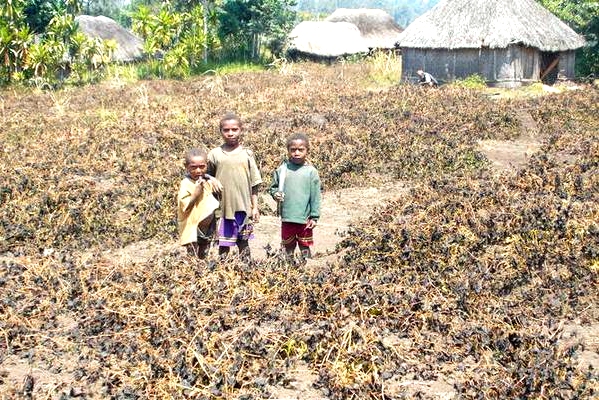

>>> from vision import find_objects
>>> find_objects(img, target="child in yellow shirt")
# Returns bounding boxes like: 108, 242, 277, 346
177, 148, 221, 258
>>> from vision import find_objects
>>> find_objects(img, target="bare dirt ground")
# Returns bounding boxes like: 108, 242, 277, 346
476, 109, 541, 171
252, 183, 409, 261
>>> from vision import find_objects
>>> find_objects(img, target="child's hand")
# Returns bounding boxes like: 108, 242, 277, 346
273, 191, 285, 202
205, 175, 223, 194
193, 181, 205, 196
306, 219, 317, 229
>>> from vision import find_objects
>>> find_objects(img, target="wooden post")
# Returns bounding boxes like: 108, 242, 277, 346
540, 57, 560, 81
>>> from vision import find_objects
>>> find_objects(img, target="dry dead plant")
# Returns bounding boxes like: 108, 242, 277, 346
0, 66, 597, 399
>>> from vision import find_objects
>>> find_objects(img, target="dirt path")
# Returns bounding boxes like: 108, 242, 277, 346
251, 183, 409, 260
476, 109, 542, 171
109, 110, 544, 264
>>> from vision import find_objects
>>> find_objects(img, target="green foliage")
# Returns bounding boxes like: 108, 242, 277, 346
1, 0, 108, 88
218, 0, 298, 61
104, 63, 140, 83
131, 3, 217, 78
451, 74, 487, 89
0, 0, 31, 84
537, 0, 599, 76
69, 38, 116, 85
26, 39, 64, 79
207, 61, 264, 74
23, 0, 81, 33
135, 59, 164, 79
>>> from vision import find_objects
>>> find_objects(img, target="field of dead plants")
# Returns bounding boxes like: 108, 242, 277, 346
1, 63, 598, 399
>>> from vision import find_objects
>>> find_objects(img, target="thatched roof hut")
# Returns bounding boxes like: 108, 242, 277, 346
325, 8, 403, 50
286, 21, 369, 60
396, 0, 586, 86
75, 15, 144, 62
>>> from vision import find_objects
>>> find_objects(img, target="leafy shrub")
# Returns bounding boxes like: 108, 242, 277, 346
451, 74, 487, 89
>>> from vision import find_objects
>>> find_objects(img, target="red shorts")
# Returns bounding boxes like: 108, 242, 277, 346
281, 222, 313, 247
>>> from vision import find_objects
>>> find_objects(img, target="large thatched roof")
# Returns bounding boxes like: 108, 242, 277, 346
325, 8, 403, 49
287, 21, 369, 57
75, 15, 144, 62
396, 0, 585, 51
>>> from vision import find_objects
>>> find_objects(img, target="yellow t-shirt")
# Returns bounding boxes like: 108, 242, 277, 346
177, 177, 219, 245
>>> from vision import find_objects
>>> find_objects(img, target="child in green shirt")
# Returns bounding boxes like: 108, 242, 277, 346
270, 133, 321, 261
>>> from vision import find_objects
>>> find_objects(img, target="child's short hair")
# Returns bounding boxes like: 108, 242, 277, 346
184, 148, 207, 166
219, 112, 242, 130
287, 132, 310, 149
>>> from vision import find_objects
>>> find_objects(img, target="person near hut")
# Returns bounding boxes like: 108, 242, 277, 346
270, 133, 321, 263
177, 148, 222, 259
207, 112, 262, 260
417, 69, 439, 87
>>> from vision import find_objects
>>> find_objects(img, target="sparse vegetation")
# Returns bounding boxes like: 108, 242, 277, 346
1, 63, 598, 399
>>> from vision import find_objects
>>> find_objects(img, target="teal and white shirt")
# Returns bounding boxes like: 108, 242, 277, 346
270, 160, 321, 224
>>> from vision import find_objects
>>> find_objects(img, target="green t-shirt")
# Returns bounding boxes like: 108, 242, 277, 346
270, 160, 321, 224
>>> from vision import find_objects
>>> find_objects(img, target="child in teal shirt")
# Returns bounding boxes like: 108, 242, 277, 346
270, 133, 321, 261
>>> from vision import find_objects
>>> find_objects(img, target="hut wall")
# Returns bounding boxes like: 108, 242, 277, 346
401, 45, 546, 85
400, 48, 431, 82
479, 49, 495, 80
520, 47, 540, 80
558, 51, 576, 79
454, 49, 480, 78
402, 47, 495, 82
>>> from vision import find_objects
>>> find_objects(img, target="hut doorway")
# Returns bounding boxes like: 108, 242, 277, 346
540, 51, 560, 84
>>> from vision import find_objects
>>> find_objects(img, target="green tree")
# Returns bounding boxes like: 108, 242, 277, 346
131, 2, 217, 77
23, 0, 81, 33
130, 4, 154, 39
538, 0, 599, 76
0, 0, 34, 82
218, 0, 297, 61
26, 38, 64, 78
1, 0, 110, 87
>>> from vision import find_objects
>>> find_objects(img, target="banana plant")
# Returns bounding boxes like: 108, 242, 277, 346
0, 0, 28, 81
130, 4, 153, 40
164, 44, 190, 77
153, 8, 182, 50
0, 25, 14, 72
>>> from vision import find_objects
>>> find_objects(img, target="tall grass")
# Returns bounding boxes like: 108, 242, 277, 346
367, 51, 402, 87
125, 60, 265, 80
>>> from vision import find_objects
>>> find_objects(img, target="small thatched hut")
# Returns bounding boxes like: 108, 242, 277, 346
396, 0, 586, 86
286, 21, 369, 60
75, 15, 144, 62
325, 8, 403, 50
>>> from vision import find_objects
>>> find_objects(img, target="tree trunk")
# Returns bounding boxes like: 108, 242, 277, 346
252, 33, 260, 60
202, 0, 208, 63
